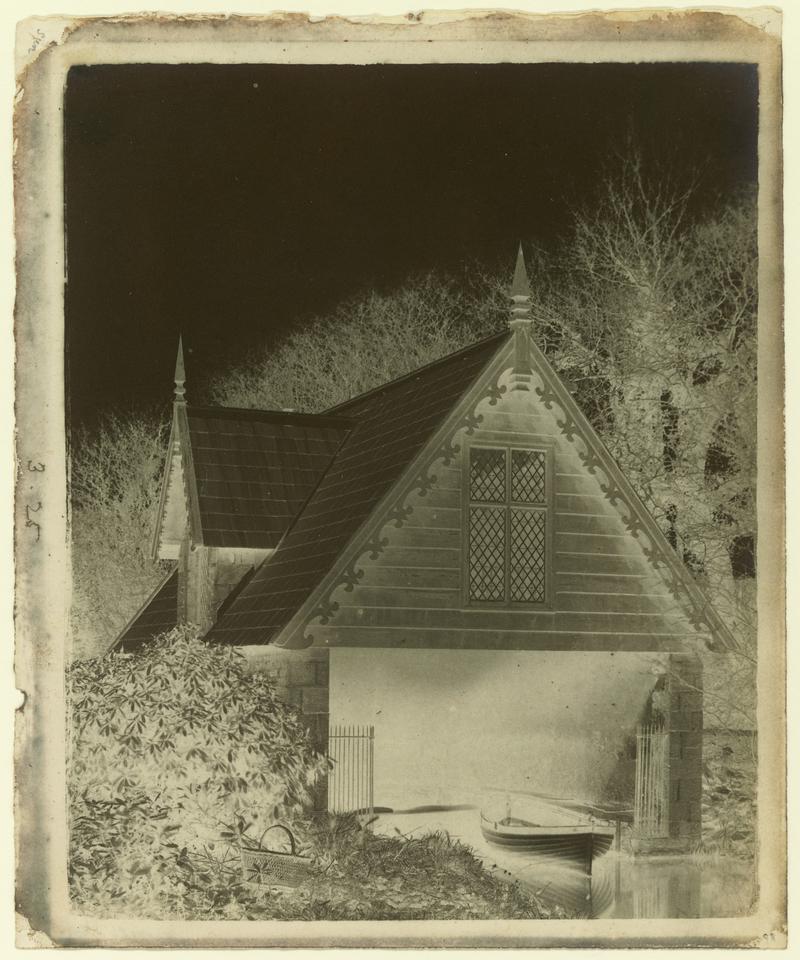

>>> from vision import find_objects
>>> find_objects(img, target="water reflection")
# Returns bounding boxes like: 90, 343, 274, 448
375, 809, 756, 919
500, 850, 755, 919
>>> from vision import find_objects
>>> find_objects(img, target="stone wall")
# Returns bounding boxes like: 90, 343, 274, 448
238, 645, 330, 754
666, 653, 704, 844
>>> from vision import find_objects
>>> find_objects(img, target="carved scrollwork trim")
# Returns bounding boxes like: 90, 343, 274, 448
341, 560, 365, 592
686, 604, 713, 633
533, 370, 715, 639
600, 480, 625, 507
436, 437, 461, 467
387, 502, 414, 528
487, 382, 507, 406
462, 410, 483, 435
621, 511, 645, 539
577, 446, 604, 475
298, 364, 525, 644
365, 534, 389, 560
412, 469, 439, 497
313, 597, 340, 625
557, 414, 580, 443
642, 545, 663, 568
535, 382, 558, 410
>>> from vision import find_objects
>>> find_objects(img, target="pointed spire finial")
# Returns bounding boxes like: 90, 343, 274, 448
511, 243, 530, 300
174, 335, 186, 403
508, 244, 533, 391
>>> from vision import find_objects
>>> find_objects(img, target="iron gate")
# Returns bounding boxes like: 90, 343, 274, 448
327, 724, 374, 815
634, 721, 670, 838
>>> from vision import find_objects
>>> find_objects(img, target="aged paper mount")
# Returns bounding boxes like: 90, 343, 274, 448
13, 7, 785, 948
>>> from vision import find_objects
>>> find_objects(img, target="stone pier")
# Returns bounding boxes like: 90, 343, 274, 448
633, 652, 703, 854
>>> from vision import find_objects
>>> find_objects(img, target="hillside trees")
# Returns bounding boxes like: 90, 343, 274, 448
522, 157, 757, 729
70, 412, 170, 659
210, 271, 501, 412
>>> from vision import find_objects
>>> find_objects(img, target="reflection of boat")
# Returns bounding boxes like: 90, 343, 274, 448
523, 862, 616, 918
480, 814, 615, 869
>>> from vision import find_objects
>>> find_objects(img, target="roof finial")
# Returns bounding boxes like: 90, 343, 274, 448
174, 335, 187, 403
511, 243, 531, 304
508, 244, 533, 391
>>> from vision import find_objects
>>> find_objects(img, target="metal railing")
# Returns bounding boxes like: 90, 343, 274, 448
634, 721, 670, 838
327, 724, 374, 816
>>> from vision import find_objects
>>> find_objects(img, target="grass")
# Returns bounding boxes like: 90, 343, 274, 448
257, 813, 568, 920
72, 812, 567, 921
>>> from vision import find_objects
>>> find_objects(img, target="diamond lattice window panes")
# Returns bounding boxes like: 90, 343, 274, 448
469, 447, 506, 502
511, 449, 546, 504
468, 507, 506, 601
466, 445, 549, 605
509, 509, 546, 602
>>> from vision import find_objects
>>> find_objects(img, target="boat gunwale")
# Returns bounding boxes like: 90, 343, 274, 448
480, 813, 616, 839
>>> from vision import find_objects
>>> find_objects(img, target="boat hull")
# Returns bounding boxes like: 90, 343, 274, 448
481, 817, 615, 869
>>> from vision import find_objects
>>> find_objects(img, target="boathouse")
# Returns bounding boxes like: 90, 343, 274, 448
113, 250, 734, 851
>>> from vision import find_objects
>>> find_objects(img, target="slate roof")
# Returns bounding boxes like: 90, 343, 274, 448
207, 331, 508, 646
183, 406, 352, 549
111, 566, 179, 654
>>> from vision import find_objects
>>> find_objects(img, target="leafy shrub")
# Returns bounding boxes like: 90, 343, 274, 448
68, 625, 328, 917
67, 628, 555, 921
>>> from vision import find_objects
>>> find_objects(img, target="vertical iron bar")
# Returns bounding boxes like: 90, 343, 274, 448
337, 726, 342, 814
653, 725, 658, 836
332, 726, 337, 813
644, 723, 651, 836
656, 726, 662, 835
329, 726, 334, 812
650, 724, 656, 834
651, 725, 656, 835
369, 726, 374, 821
634, 726, 640, 833
641, 724, 647, 835
349, 725, 354, 813
652, 725, 657, 836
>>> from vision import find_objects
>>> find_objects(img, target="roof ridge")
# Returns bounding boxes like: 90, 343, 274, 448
186, 404, 354, 427
325, 329, 509, 415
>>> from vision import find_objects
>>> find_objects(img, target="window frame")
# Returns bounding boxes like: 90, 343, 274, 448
462, 439, 554, 609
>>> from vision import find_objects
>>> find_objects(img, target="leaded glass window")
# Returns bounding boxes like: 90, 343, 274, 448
467, 446, 549, 605
470, 447, 506, 502
509, 509, 546, 602
469, 507, 506, 601
511, 449, 546, 504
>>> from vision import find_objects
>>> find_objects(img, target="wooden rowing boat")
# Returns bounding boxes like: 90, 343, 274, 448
480, 813, 615, 871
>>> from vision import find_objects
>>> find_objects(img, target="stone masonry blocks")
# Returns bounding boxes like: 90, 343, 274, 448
238, 645, 330, 756
667, 653, 703, 843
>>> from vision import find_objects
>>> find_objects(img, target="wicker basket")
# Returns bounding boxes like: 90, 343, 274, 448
239, 824, 313, 887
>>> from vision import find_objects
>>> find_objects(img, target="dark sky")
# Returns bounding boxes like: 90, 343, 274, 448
64, 62, 758, 426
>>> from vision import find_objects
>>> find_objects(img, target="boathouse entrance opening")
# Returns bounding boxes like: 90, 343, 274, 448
328, 649, 675, 816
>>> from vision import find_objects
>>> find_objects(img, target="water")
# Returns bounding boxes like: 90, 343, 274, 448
374, 808, 756, 919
